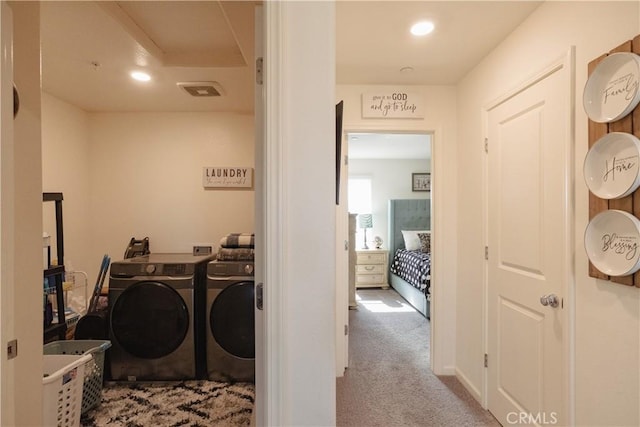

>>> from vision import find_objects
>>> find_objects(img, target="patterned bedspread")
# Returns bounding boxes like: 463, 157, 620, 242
390, 249, 431, 294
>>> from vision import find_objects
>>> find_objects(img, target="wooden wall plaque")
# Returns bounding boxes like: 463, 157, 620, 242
587, 35, 640, 288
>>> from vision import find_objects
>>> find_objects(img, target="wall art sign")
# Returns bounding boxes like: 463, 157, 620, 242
583, 52, 640, 123
584, 209, 640, 276
584, 132, 640, 199
412, 173, 431, 192
203, 167, 253, 189
361, 92, 425, 119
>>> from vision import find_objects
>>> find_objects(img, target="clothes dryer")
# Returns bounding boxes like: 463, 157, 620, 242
206, 260, 255, 382
108, 253, 213, 381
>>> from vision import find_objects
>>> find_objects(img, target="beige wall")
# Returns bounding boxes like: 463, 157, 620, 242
42, 103, 255, 288
456, 1, 640, 425
42, 93, 92, 278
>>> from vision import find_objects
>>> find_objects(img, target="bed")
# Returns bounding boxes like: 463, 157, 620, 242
388, 199, 431, 318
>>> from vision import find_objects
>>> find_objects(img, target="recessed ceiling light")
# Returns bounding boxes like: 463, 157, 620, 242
130, 71, 151, 82
411, 21, 435, 36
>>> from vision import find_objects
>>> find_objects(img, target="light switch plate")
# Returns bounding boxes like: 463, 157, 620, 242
193, 245, 213, 256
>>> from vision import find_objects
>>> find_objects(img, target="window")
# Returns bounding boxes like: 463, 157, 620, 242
348, 177, 372, 214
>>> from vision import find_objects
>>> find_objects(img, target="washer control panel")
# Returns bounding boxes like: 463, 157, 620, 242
111, 262, 194, 277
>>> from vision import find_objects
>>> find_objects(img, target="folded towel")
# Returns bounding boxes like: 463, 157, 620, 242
219, 233, 255, 249
217, 247, 255, 261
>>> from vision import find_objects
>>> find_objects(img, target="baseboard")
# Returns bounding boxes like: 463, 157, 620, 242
455, 367, 483, 406
440, 364, 456, 376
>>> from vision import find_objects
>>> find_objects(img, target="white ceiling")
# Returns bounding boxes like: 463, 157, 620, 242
40, 1, 257, 113
39, 1, 541, 115
336, 1, 542, 85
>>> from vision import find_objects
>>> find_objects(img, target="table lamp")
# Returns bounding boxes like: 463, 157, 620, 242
358, 214, 373, 249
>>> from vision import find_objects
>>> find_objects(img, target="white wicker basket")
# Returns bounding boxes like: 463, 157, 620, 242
43, 353, 92, 427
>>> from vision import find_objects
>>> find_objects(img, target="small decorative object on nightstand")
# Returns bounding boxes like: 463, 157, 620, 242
374, 236, 383, 249
355, 249, 389, 289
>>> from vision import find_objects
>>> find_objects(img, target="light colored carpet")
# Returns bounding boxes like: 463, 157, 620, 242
336, 288, 500, 427
81, 380, 254, 426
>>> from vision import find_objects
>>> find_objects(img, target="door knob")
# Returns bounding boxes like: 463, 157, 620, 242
540, 294, 559, 308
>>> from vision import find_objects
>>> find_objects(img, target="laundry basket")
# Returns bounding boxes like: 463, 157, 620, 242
43, 353, 92, 427
43, 340, 111, 415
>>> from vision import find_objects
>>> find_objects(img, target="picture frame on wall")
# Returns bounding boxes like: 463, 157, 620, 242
412, 173, 430, 192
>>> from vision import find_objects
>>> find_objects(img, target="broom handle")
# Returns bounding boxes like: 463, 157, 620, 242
88, 255, 110, 313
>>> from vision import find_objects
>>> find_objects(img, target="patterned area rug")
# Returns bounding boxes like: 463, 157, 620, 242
81, 381, 254, 426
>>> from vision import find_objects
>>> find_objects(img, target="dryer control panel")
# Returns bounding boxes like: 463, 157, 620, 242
208, 261, 254, 277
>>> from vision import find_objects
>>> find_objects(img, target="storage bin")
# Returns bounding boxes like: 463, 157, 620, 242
43, 354, 91, 427
43, 340, 112, 415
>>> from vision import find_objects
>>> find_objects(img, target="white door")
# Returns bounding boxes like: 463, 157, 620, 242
335, 116, 349, 375
486, 52, 572, 426
0, 2, 15, 424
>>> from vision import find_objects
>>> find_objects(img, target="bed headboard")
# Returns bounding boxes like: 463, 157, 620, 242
388, 199, 430, 257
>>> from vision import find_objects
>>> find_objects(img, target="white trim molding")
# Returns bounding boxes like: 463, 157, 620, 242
261, 2, 337, 426
261, 2, 287, 426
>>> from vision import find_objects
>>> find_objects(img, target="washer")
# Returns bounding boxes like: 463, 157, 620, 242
108, 253, 213, 381
206, 260, 255, 382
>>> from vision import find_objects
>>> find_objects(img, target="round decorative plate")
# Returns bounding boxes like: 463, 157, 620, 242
584, 132, 640, 199
585, 209, 640, 276
583, 52, 640, 123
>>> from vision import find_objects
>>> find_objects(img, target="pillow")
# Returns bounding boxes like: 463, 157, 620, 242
401, 230, 429, 251
418, 232, 431, 253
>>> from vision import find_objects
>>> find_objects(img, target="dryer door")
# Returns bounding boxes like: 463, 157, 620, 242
210, 281, 255, 359
111, 281, 189, 359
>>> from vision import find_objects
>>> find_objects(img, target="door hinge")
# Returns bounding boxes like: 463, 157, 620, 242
484, 353, 488, 368
484, 137, 488, 153
256, 283, 264, 310
485, 246, 489, 260
7, 339, 17, 360
256, 57, 263, 85
344, 325, 349, 336
344, 154, 348, 166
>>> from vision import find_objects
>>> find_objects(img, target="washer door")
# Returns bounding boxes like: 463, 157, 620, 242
111, 281, 189, 359
210, 281, 255, 359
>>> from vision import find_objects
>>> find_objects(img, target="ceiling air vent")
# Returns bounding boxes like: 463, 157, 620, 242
177, 81, 224, 97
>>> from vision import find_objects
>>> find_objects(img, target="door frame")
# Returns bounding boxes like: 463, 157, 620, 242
336, 122, 349, 376
481, 48, 576, 425
341, 126, 437, 369
259, 2, 337, 425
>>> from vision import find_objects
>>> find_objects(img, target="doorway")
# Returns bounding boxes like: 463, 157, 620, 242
37, 0, 261, 422
344, 131, 434, 365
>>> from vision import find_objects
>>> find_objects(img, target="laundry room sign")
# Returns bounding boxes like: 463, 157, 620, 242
361, 91, 425, 119
203, 167, 253, 189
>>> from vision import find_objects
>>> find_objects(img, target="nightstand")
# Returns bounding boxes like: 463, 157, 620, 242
355, 249, 389, 289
